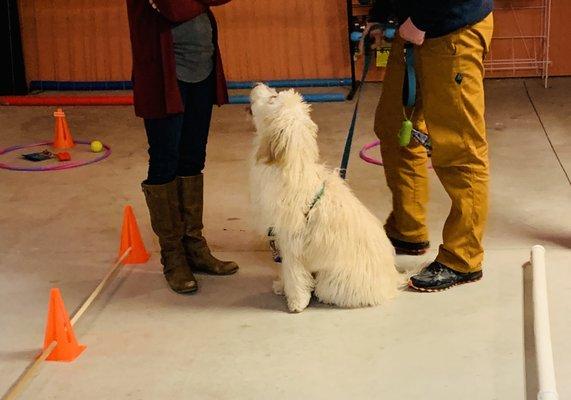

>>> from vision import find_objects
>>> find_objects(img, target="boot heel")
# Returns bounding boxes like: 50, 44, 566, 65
142, 180, 198, 294
177, 175, 239, 275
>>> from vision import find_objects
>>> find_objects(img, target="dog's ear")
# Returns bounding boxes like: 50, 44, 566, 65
256, 129, 286, 164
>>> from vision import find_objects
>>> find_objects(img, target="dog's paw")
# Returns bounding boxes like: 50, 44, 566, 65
287, 292, 311, 313
272, 279, 285, 295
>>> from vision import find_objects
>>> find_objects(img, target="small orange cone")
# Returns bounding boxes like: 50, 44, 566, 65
43, 288, 86, 362
119, 205, 150, 264
52, 108, 75, 149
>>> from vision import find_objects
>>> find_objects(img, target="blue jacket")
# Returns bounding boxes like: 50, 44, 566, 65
369, 0, 493, 38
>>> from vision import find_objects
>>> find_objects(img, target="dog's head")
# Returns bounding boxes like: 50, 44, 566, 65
250, 83, 318, 167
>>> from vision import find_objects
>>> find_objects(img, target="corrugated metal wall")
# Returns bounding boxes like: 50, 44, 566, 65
18, 0, 351, 82
17, 0, 571, 82
215, 0, 351, 81
18, 0, 132, 81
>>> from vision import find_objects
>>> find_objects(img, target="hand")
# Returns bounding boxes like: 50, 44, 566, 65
399, 18, 425, 45
359, 23, 383, 55
198, 0, 232, 5
148, 0, 160, 12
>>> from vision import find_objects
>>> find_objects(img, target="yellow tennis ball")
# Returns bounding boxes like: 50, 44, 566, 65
90, 140, 103, 153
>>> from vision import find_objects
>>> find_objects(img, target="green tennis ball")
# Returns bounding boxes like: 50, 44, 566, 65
90, 140, 103, 153
398, 120, 413, 147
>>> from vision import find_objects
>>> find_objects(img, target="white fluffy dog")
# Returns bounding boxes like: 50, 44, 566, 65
249, 84, 402, 313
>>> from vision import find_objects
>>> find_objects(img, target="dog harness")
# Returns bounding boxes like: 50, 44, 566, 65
304, 183, 326, 220
267, 182, 325, 264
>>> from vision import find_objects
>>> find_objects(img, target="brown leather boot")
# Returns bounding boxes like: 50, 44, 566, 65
142, 181, 198, 294
177, 174, 239, 275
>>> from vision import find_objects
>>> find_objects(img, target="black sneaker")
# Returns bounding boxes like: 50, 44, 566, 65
389, 236, 430, 256
408, 261, 483, 292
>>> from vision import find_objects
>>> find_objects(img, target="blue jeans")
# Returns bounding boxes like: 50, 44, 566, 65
143, 73, 215, 185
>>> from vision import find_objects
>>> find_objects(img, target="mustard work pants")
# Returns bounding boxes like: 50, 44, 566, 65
374, 15, 494, 273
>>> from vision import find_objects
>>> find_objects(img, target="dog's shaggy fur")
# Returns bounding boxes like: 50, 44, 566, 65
249, 84, 402, 312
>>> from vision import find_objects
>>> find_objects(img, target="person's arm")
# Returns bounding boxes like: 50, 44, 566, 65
149, 0, 208, 23
408, 0, 448, 33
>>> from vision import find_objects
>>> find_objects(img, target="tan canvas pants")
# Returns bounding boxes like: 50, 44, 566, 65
374, 14, 494, 273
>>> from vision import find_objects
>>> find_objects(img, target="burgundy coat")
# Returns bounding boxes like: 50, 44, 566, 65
126, 0, 231, 119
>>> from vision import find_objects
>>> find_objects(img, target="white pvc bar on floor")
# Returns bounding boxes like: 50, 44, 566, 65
531, 245, 559, 400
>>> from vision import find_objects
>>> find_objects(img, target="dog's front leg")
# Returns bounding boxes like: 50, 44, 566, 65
281, 250, 313, 313
272, 269, 285, 296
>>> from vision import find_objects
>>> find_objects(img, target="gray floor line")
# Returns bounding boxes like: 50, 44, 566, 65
523, 79, 571, 185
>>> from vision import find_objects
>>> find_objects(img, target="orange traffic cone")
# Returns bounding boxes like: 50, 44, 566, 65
53, 108, 75, 149
119, 205, 150, 264
43, 288, 86, 362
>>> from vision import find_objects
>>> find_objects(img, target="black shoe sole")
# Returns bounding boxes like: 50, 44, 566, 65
408, 274, 483, 293
389, 237, 430, 256
395, 247, 429, 256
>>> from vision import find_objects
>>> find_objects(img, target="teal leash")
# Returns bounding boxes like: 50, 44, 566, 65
398, 43, 433, 151
403, 43, 417, 108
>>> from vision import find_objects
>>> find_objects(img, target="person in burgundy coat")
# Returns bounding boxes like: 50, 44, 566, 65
126, 0, 238, 294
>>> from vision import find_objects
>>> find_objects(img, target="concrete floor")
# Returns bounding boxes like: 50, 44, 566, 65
0, 78, 569, 400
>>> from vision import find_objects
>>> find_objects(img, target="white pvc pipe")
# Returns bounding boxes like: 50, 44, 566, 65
531, 245, 559, 400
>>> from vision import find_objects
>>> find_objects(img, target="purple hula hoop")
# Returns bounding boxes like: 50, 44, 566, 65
0, 140, 111, 172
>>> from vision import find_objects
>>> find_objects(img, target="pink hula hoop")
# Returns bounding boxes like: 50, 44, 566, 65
359, 140, 384, 166
359, 140, 433, 169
